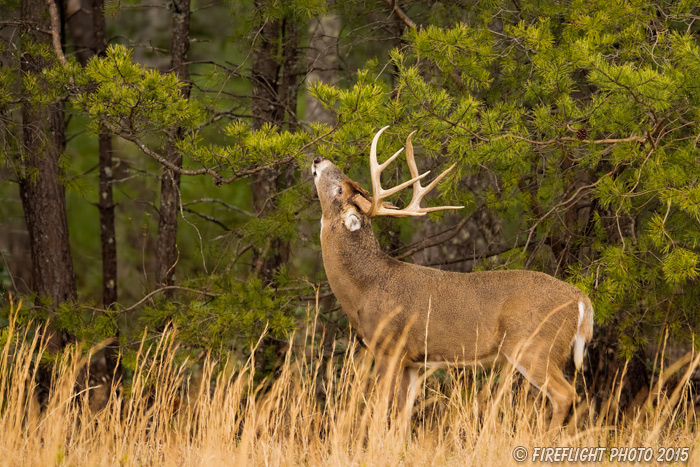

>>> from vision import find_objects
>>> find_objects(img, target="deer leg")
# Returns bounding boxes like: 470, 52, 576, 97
374, 357, 401, 415
525, 365, 575, 431
397, 366, 419, 418
545, 370, 576, 431
505, 353, 575, 431
375, 356, 419, 422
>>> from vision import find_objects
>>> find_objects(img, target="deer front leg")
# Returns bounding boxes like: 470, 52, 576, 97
398, 366, 420, 419
375, 356, 419, 422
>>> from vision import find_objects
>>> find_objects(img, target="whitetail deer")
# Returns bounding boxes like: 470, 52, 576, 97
312, 126, 594, 430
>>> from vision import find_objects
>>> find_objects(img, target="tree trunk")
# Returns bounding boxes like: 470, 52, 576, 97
18, 0, 76, 312
66, 0, 117, 307
250, 12, 300, 283
155, 0, 191, 292
97, 132, 117, 306
18, 0, 75, 408
64, 0, 121, 410
92, 0, 118, 307
306, 15, 341, 126
250, 16, 282, 281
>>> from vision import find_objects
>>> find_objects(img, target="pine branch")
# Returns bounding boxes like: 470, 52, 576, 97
117, 120, 340, 184
404, 79, 648, 146
384, 0, 466, 91
79, 286, 221, 314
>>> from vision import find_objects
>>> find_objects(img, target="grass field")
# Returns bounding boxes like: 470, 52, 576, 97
1, 298, 698, 466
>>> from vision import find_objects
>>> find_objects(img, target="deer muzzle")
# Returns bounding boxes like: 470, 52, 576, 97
311, 157, 331, 180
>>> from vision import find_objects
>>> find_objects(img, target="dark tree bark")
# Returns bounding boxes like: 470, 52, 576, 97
279, 21, 300, 134
91, 0, 118, 307
17, 0, 75, 408
67, 0, 117, 307
251, 15, 284, 228
250, 12, 301, 283
64, 0, 121, 410
18, 0, 76, 313
155, 0, 191, 292
97, 130, 117, 306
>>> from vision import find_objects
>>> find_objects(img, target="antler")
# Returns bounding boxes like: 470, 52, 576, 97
366, 126, 463, 218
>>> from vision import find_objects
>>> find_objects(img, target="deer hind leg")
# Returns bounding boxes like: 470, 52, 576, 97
544, 370, 576, 430
505, 354, 575, 431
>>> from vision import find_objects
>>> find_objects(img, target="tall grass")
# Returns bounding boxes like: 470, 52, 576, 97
1, 297, 698, 466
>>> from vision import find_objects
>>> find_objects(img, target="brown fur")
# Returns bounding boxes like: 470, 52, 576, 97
312, 157, 594, 430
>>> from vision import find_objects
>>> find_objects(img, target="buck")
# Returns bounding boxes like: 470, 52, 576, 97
312, 126, 594, 430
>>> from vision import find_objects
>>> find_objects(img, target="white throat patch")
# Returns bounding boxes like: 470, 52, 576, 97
344, 211, 361, 232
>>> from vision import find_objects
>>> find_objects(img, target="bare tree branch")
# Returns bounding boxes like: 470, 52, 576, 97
385, 0, 416, 30
520, 174, 612, 265
425, 241, 528, 268
183, 207, 230, 231
184, 198, 253, 216
47, 0, 66, 65
119, 286, 220, 313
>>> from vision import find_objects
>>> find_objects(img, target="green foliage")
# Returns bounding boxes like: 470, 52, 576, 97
75, 45, 201, 136
137, 277, 298, 358
256, 0, 326, 20
409, 23, 494, 91
3, 0, 700, 370
306, 1, 700, 358
55, 302, 119, 342
185, 122, 313, 173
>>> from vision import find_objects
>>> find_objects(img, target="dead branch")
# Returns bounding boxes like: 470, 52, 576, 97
47, 0, 65, 65
385, 0, 417, 30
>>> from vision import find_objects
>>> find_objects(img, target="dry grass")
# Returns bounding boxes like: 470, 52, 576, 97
1, 298, 698, 466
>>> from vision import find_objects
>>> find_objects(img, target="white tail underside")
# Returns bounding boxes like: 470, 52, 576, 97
573, 300, 594, 369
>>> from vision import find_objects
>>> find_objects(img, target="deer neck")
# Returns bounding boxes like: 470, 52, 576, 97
321, 216, 392, 313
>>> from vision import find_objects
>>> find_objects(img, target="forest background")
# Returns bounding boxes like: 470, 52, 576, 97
1, 0, 700, 420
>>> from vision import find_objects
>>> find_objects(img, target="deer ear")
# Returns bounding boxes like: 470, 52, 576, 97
344, 210, 362, 232
345, 179, 369, 197
351, 194, 372, 215
343, 180, 372, 215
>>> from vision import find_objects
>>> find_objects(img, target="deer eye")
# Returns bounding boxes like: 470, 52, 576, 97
337, 187, 343, 196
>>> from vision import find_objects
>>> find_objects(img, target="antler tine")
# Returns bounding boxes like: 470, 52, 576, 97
368, 126, 432, 217
404, 131, 424, 209
403, 132, 463, 214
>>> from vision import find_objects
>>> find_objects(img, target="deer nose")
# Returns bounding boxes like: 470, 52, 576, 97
313, 156, 324, 165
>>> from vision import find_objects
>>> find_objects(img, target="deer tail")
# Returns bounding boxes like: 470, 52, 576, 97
573, 298, 594, 370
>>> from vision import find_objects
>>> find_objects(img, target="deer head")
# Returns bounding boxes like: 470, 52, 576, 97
312, 125, 462, 232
